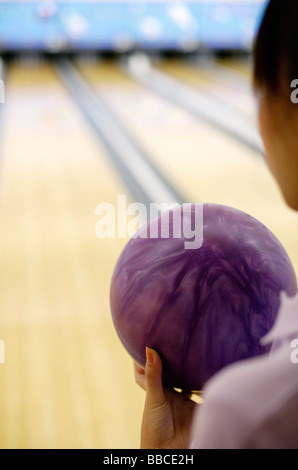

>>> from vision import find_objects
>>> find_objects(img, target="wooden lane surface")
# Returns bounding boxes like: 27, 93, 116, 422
157, 58, 255, 120
79, 60, 298, 278
217, 56, 253, 77
0, 62, 144, 449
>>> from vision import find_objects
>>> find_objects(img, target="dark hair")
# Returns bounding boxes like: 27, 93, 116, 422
253, 0, 298, 95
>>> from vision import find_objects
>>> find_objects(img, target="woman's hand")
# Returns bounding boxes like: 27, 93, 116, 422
134, 347, 197, 449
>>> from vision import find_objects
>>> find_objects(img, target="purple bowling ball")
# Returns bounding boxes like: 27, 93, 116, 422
110, 203, 297, 391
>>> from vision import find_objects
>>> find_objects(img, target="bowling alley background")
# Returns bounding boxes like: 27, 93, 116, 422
0, 0, 297, 449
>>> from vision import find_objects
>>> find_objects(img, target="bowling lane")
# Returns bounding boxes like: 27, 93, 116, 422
156, 57, 255, 121
0, 61, 144, 448
218, 56, 253, 77
78, 60, 298, 277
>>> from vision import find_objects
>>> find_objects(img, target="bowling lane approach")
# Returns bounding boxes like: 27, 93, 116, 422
0, 60, 145, 448
78, 58, 298, 276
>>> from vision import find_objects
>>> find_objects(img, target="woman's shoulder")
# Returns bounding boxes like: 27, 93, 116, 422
190, 292, 298, 448
204, 291, 298, 409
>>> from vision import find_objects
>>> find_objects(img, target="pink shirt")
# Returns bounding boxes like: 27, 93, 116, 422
190, 291, 298, 449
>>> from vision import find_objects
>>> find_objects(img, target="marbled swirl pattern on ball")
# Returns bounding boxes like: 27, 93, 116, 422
110, 204, 297, 391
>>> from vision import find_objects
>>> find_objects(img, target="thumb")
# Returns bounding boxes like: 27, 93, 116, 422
145, 347, 166, 407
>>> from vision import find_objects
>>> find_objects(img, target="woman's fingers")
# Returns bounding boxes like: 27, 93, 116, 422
134, 348, 166, 408
144, 347, 166, 407
134, 362, 146, 390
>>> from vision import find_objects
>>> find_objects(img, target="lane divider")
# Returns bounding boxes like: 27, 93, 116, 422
122, 53, 263, 156
55, 58, 186, 211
